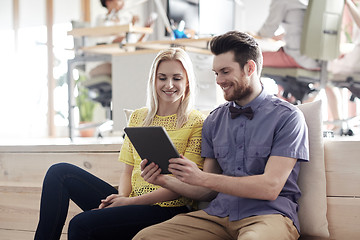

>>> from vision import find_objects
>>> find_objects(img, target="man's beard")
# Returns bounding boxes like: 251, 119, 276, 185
224, 82, 253, 102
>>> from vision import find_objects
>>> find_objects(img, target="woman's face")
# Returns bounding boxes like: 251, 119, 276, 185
106, 0, 124, 12
155, 60, 188, 106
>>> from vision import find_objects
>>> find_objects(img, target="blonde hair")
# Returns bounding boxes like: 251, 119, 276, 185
143, 48, 196, 128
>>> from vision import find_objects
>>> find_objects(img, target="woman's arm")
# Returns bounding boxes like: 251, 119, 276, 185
116, 159, 181, 205
99, 161, 180, 209
117, 161, 133, 197
98, 161, 133, 209
99, 186, 180, 208
124, 188, 180, 205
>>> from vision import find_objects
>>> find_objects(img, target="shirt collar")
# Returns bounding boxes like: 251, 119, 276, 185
231, 88, 267, 112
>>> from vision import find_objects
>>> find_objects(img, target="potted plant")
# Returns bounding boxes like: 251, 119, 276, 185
76, 74, 98, 137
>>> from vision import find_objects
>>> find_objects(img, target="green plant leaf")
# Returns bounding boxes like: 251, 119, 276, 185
75, 74, 97, 122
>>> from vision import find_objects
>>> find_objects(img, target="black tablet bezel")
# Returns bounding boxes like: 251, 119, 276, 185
124, 126, 180, 174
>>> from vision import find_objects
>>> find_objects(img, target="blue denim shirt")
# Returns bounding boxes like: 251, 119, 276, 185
201, 89, 309, 233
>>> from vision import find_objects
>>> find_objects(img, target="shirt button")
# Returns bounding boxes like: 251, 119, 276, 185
240, 124, 244, 128
237, 167, 241, 170
238, 145, 243, 149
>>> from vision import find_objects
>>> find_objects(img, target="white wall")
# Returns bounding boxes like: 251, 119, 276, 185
234, 0, 271, 32
198, 0, 234, 36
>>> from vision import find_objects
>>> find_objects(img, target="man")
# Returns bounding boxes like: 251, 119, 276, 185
135, 31, 309, 240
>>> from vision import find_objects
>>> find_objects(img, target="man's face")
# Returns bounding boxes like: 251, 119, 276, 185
212, 51, 252, 102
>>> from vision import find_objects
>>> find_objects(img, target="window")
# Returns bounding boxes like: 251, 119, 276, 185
0, 0, 80, 139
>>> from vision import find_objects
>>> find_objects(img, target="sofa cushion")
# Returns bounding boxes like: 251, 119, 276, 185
124, 109, 134, 125
297, 100, 329, 237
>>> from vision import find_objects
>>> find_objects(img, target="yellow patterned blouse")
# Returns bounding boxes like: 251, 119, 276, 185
119, 107, 205, 207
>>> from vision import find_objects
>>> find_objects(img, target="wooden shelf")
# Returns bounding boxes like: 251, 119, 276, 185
67, 24, 153, 37
80, 37, 212, 56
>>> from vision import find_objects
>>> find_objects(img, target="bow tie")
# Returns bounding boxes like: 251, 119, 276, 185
229, 106, 254, 120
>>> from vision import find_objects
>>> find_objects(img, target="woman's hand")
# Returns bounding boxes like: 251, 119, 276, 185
169, 155, 204, 186
98, 194, 132, 209
140, 159, 165, 186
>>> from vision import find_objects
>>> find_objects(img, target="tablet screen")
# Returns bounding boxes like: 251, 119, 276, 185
124, 126, 180, 174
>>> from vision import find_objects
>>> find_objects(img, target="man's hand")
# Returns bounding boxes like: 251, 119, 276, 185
169, 155, 204, 186
98, 194, 132, 209
140, 159, 166, 186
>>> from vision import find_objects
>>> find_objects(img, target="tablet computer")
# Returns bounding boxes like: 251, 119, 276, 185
124, 126, 179, 174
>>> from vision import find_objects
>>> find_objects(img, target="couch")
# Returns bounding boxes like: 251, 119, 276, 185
0, 101, 359, 239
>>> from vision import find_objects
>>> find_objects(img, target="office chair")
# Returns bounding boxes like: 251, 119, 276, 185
261, 0, 344, 103
84, 63, 113, 138
331, 73, 360, 100
328, 42, 360, 102
326, 73, 360, 136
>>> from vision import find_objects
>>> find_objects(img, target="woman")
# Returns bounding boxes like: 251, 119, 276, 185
34, 48, 205, 240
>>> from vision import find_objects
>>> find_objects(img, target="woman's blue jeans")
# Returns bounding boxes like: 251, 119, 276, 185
34, 162, 188, 240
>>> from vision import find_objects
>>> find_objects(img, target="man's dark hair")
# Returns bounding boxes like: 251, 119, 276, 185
100, 0, 107, 8
210, 31, 263, 74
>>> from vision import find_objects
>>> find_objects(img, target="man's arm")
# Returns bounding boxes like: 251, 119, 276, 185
170, 155, 297, 201
141, 156, 221, 201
